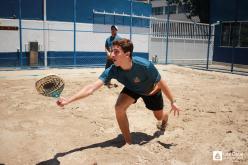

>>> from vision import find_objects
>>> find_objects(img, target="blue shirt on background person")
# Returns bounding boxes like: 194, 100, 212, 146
105, 34, 122, 52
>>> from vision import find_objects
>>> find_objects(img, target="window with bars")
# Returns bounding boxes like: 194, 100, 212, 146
93, 14, 149, 28
221, 22, 248, 47
152, 7, 163, 15
164, 5, 177, 14
240, 22, 248, 47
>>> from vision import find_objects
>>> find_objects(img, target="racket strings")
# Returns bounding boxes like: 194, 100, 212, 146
36, 75, 64, 97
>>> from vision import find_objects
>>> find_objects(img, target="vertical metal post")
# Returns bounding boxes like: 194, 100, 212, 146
206, 24, 211, 70
130, 0, 133, 40
73, 0, 77, 66
104, 13, 106, 24
148, 18, 151, 61
231, 0, 238, 72
231, 43, 234, 72
206, 0, 211, 70
165, 1, 171, 64
18, 0, 23, 66
43, 0, 48, 67
93, 10, 95, 24
113, 14, 115, 25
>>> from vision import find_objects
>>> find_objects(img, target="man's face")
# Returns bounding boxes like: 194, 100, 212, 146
111, 28, 117, 36
111, 45, 128, 66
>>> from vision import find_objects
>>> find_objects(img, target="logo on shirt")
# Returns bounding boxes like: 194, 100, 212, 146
133, 76, 141, 83
213, 151, 222, 161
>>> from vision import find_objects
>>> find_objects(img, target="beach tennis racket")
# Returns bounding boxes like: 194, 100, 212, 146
35, 75, 64, 98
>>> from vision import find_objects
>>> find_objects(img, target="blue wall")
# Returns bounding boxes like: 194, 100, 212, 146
0, 0, 19, 19
47, 0, 151, 26
47, 0, 74, 22
46, 52, 148, 66
0, 52, 20, 66
0, 52, 44, 67
0, 51, 148, 67
0, 0, 43, 20
213, 47, 248, 64
0, 0, 151, 23
210, 0, 248, 23
210, 0, 248, 65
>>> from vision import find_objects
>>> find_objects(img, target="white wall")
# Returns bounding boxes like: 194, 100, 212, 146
22, 20, 44, 52
0, 19, 19, 52
0, 18, 149, 53
149, 37, 212, 64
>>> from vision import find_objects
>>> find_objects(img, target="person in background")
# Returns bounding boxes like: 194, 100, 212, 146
104, 25, 122, 88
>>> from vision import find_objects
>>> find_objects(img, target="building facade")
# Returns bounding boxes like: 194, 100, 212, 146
0, 0, 151, 67
210, 0, 248, 65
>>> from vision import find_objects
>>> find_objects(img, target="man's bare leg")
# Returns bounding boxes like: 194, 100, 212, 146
153, 110, 168, 130
115, 93, 135, 144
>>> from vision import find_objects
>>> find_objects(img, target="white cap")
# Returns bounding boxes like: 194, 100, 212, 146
111, 25, 118, 31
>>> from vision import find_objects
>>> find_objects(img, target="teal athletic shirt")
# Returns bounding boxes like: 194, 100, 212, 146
99, 56, 161, 95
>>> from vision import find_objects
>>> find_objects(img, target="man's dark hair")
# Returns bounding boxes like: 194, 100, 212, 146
112, 39, 133, 58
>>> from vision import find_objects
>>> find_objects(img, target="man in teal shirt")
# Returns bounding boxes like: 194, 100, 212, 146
99, 56, 161, 96
57, 38, 181, 145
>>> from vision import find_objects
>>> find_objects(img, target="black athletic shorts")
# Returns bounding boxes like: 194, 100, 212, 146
121, 87, 164, 111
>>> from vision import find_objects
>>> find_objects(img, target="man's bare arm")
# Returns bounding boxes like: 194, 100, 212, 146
57, 79, 104, 106
157, 79, 175, 104
158, 79, 181, 116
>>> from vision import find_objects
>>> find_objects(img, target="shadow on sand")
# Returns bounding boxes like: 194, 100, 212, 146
36, 131, 176, 165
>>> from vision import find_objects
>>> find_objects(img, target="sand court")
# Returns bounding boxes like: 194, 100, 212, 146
0, 65, 247, 165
